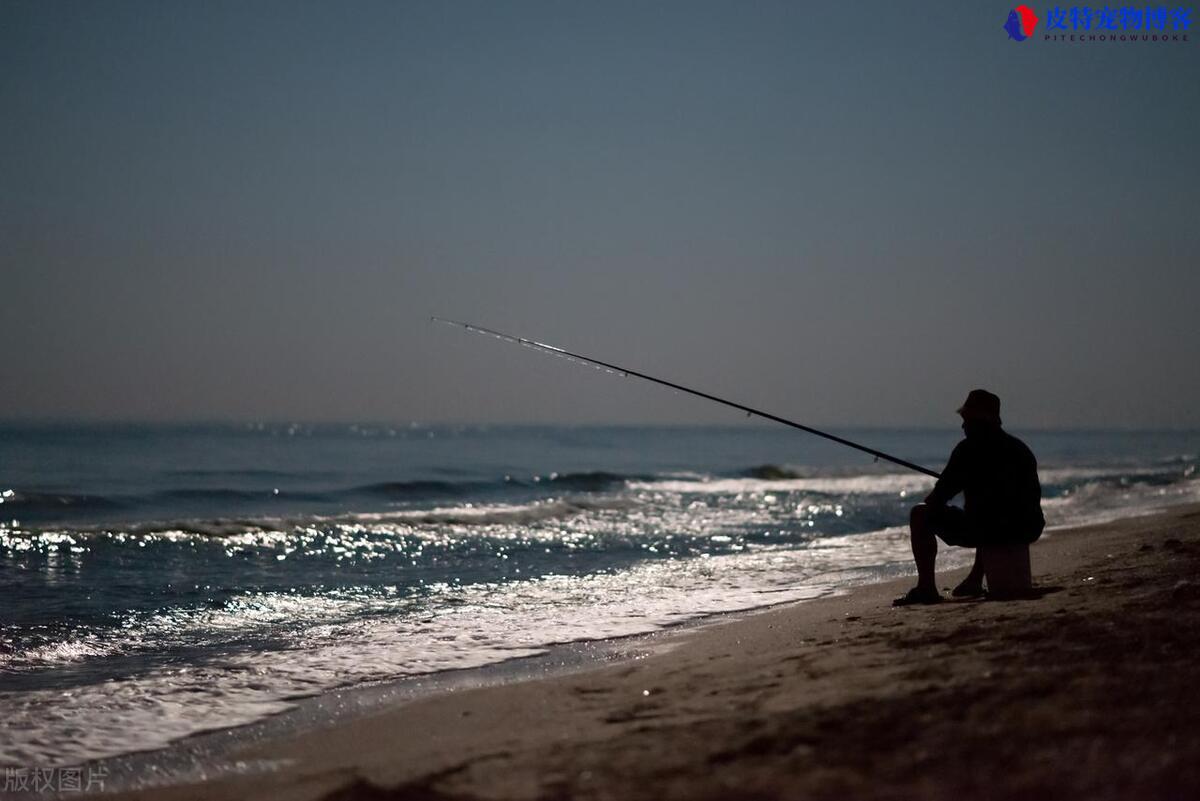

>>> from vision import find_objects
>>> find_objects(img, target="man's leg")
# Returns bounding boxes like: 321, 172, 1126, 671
953, 550, 985, 597
895, 504, 947, 605
909, 504, 939, 593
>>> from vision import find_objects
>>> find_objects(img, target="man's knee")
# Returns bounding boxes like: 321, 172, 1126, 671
910, 503, 929, 529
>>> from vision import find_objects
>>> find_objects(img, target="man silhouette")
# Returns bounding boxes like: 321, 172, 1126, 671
894, 389, 1045, 606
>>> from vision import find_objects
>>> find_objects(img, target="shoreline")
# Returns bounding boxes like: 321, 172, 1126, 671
61, 554, 924, 793
63, 618, 709, 794
82, 501, 1200, 801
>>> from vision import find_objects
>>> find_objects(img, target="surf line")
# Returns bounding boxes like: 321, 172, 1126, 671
432, 317, 941, 479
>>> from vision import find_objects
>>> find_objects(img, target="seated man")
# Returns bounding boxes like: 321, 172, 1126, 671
895, 389, 1045, 606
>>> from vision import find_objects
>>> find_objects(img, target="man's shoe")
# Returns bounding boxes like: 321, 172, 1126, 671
893, 586, 944, 607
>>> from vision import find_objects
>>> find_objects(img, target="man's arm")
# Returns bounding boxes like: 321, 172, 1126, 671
924, 442, 965, 505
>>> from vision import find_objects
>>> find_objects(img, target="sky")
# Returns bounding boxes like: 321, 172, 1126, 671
1, 1, 1197, 428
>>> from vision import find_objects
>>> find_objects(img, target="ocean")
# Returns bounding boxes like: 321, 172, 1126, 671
1, 423, 1197, 767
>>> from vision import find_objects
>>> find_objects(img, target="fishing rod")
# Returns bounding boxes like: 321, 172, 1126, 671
432, 317, 941, 479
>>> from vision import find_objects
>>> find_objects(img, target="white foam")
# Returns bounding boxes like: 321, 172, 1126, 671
629, 473, 935, 496
0, 529, 938, 767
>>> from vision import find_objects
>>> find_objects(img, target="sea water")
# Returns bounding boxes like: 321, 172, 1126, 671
1, 423, 1197, 766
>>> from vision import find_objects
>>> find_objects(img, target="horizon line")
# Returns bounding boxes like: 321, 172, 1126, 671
2, 418, 1199, 435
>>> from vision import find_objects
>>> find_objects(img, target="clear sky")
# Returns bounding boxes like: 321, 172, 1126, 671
2, 1, 1197, 428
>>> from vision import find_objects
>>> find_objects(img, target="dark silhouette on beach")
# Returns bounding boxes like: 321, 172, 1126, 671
895, 389, 1045, 605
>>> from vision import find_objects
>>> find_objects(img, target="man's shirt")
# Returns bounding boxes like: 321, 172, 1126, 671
925, 429, 1045, 544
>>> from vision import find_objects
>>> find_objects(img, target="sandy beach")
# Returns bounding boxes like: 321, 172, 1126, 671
85, 502, 1200, 801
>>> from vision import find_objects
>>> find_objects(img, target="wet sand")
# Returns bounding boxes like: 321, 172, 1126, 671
99, 504, 1200, 801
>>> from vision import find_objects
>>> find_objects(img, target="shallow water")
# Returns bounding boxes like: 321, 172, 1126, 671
1, 424, 1197, 765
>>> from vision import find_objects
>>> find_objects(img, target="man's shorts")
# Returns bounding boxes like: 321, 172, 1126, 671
926, 504, 983, 548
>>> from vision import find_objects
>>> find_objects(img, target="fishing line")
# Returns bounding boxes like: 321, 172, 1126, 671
432, 317, 940, 479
